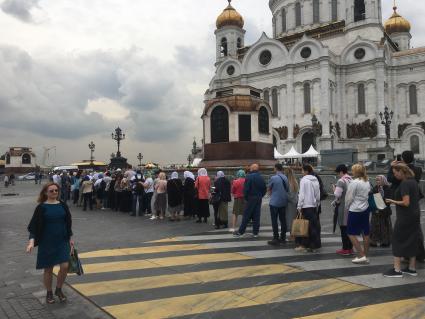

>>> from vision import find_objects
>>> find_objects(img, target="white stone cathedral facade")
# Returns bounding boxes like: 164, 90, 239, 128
202, 0, 425, 163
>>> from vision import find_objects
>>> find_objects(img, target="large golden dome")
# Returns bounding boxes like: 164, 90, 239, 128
216, 0, 244, 29
384, 6, 411, 34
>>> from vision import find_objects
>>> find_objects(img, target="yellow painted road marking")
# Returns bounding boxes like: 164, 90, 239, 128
80, 252, 252, 274
79, 244, 207, 258
104, 279, 367, 319
296, 298, 425, 319
148, 238, 179, 243
72, 264, 300, 296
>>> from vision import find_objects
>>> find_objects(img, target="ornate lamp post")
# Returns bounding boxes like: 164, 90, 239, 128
111, 127, 125, 157
187, 154, 193, 167
88, 141, 95, 168
137, 152, 143, 168
379, 106, 394, 147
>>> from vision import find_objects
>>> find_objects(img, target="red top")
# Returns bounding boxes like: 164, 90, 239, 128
195, 176, 211, 200
231, 178, 246, 199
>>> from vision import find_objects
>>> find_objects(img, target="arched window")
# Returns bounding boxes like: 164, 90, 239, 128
220, 38, 228, 57
409, 84, 418, 114
331, 0, 338, 21
272, 89, 278, 117
313, 0, 320, 23
304, 83, 311, 114
237, 38, 242, 49
263, 90, 270, 103
358, 83, 366, 114
354, 0, 365, 22
281, 8, 287, 32
210, 106, 229, 143
259, 107, 269, 134
22, 153, 31, 164
5, 153, 10, 165
411, 135, 420, 154
295, 2, 302, 27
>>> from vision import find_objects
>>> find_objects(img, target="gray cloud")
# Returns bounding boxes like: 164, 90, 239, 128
1, 0, 40, 22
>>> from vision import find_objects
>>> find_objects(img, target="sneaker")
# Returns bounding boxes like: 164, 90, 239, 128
383, 268, 403, 278
233, 232, 242, 238
401, 268, 418, 276
252, 234, 259, 238
336, 249, 352, 256
268, 239, 281, 246
294, 246, 307, 252
352, 256, 370, 264
150, 216, 157, 220
229, 228, 235, 232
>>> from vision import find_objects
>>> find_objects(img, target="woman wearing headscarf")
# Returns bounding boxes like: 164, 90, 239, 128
370, 175, 393, 247
120, 174, 132, 213
167, 172, 183, 221
154, 172, 167, 220
213, 171, 231, 229
183, 171, 196, 219
195, 168, 211, 223
230, 170, 246, 232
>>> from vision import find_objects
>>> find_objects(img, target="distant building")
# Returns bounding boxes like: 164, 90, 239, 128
4, 147, 37, 174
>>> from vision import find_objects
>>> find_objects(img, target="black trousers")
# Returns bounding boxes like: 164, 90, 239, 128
340, 226, 353, 250
83, 192, 93, 210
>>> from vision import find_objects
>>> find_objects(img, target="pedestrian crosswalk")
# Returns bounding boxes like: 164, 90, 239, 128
61, 227, 425, 319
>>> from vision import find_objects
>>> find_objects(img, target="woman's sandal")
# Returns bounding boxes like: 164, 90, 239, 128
54, 288, 67, 302
46, 291, 55, 304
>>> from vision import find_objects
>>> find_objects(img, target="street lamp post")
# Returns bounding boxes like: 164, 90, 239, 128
111, 127, 125, 157
379, 106, 394, 148
137, 152, 143, 168
187, 154, 193, 167
88, 141, 95, 168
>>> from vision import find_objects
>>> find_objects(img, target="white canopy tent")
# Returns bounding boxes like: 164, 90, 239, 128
282, 146, 302, 159
302, 145, 319, 158
274, 148, 285, 160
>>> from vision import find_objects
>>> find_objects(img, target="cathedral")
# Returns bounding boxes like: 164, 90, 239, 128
201, 0, 425, 166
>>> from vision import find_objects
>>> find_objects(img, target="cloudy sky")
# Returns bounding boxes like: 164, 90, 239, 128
0, 0, 423, 166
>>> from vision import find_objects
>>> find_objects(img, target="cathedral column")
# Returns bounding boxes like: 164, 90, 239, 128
320, 60, 331, 138
375, 62, 386, 141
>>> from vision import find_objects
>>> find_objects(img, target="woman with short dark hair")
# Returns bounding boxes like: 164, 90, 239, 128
27, 182, 74, 304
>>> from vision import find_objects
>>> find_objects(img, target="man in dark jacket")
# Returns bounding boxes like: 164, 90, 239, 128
233, 164, 267, 238
387, 150, 424, 263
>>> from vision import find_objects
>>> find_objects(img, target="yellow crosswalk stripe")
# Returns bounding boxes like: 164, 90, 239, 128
80, 252, 252, 274
79, 244, 207, 258
104, 279, 367, 319
295, 298, 425, 319
72, 264, 300, 296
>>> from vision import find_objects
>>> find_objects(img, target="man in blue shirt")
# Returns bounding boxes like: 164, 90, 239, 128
267, 163, 289, 246
233, 163, 267, 238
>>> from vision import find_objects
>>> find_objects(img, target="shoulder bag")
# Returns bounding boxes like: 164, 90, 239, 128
291, 211, 309, 237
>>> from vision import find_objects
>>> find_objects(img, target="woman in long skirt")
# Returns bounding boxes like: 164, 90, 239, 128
195, 168, 211, 223
167, 172, 183, 221
154, 172, 167, 220
370, 175, 393, 247
183, 171, 196, 218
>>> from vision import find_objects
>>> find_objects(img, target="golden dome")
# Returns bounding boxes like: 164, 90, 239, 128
216, 0, 244, 29
384, 6, 411, 34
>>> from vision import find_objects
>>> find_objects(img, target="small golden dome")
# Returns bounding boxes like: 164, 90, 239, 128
216, 0, 244, 29
384, 6, 411, 34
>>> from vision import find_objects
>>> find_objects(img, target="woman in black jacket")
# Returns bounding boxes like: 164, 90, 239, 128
214, 171, 231, 229
167, 172, 183, 221
183, 171, 196, 219
27, 182, 74, 304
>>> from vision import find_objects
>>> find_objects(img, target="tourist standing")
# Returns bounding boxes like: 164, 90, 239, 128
144, 173, 154, 216
370, 175, 393, 247
333, 164, 353, 256
102, 172, 112, 209
114, 175, 123, 212
167, 172, 183, 221
384, 164, 421, 277
233, 164, 266, 238
283, 166, 299, 240
345, 164, 371, 264
120, 175, 132, 213
213, 171, 231, 229
81, 176, 94, 211
195, 168, 211, 223
154, 172, 167, 220
60, 171, 71, 202
183, 171, 196, 219
267, 163, 289, 246
26, 183, 74, 304
295, 164, 321, 252
131, 172, 145, 216
72, 172, 81, 206
4, 174, 9, 187
230, 170, 246, 232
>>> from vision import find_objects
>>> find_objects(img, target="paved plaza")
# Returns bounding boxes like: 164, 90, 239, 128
1, 181, 425, 319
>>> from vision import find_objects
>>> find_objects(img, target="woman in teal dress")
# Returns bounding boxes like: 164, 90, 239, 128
27, 182, 74, 304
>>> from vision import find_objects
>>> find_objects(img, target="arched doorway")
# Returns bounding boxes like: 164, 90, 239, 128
302, 132, 315, 153
211, 105, 229, 143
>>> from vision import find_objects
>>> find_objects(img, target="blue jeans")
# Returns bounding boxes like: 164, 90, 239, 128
132, 194, 144, 216
238, 196, 262, 235
270, 205, 286, 240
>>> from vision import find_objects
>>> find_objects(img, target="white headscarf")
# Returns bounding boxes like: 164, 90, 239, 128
217, 171, 225, 178
184, 171, 195, 180
171, 171, 179, 180
198, 168, 208, 177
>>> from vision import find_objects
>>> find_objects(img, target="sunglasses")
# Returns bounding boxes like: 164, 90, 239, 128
48, 189, 59, 193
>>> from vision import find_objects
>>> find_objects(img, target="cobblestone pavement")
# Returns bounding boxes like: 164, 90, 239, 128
1, 181, 424, 319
